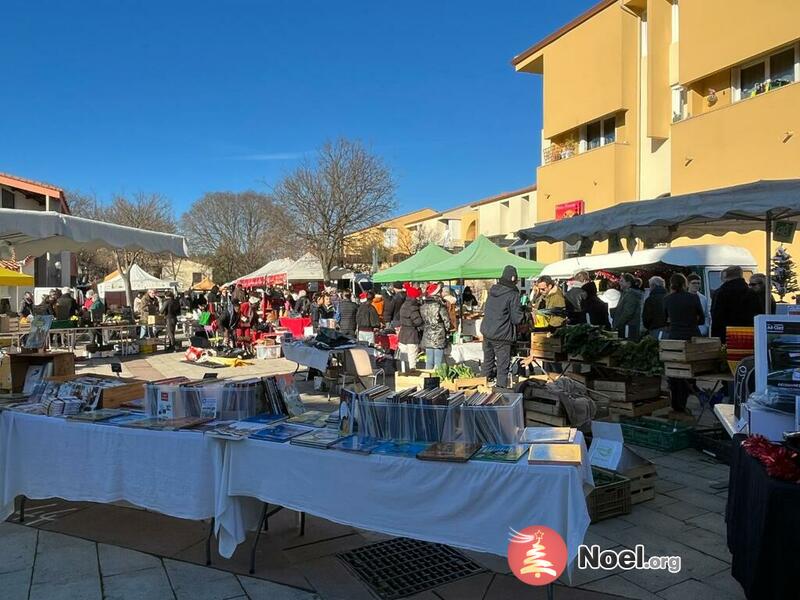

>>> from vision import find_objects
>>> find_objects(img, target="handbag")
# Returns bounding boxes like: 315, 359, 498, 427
198, 311, 212, 326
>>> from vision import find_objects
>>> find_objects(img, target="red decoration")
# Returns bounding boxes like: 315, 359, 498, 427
555, 200, 585, 220
742, 435, 800, 483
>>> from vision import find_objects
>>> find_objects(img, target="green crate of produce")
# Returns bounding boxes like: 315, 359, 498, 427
587, 468, 632, 522
51, 320, 78, 329
618, 416, 693, 452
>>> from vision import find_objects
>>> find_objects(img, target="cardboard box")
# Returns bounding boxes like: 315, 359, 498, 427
147, 315, 166, 326
745, 404, 795, 442
589, 421, 656, 504
0, 315, 20, 333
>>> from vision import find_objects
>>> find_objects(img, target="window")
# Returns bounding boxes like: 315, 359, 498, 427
733, 44, 799, 101
1, 189, 14, 209
192, 272, 203, 284
383, 227, 398, 248
581, 116, 615, 152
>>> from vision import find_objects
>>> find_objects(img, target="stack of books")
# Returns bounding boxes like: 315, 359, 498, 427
289, 428, 345, 449
250, 422, 313, 442
417, 442, 482, 463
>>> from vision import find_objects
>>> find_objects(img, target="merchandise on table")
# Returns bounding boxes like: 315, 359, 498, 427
287, 410, 330, 428
250, 422, 314, 442
242, 413, 287, 426
331, 435, 386, 454
372, 441, 431, 458
520, 426, 577, 444
289, 428, 345, 449
527, 443, 583, 466
204, 420, 275, 440
416, 442, 482, 462
96, 413, 150, 427
144, 377, 265, 420
67, 408, 129, 422
471, 443, 530, 463
121, 416, 213, 431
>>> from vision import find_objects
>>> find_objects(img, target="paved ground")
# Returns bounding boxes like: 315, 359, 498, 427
0, 350, 746, 599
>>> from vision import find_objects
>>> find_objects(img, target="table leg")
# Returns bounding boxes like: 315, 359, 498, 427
205, 517, 215, 565
249, 503, 269, 574
19, 495, 26, 523
547, 582, 555, 600
298, 512, 305, 536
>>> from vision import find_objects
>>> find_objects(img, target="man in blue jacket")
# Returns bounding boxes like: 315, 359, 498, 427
480, 266, 525, 388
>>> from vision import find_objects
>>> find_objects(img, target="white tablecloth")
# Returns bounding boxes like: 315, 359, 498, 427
215, 434, 592, 572
281, 342, 332, 372
449, 342, 485, 363
0, 411, 224, 522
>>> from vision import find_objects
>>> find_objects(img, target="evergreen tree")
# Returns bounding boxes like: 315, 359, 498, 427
771, 246, 798, 301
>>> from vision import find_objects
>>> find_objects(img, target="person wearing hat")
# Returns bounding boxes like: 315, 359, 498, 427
397, 285, 423, 371
480, 266, 525, 388
356, 291, 380, 343
420, 283, 451, 369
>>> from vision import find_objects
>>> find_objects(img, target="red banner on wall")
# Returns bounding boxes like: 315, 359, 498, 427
555, 200, 585, 220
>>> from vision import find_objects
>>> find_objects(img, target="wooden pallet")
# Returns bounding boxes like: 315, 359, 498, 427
623, 463, 657, 504
525, 410, 569, 427
593, 377, 662, 402
609, 396, 670, 417
659, 337, 721, 362
530, 350, 568, 362
531, 333, 563, 353
664, 359, 719, 378
569, 354, 616, 367
564, 371, 594, 388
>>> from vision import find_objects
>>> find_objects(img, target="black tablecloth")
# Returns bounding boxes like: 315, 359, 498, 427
726, 434, 800, 600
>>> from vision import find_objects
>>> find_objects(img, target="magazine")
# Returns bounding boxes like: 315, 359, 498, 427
250, 422, 313, 443
372, 441, 431, 458
331, 435, 386, 454
289, 428, 344, 449
417, 442, 482, 462
472, 444, 529, 463
520, 427, 576, 444
527, 443, 582, 467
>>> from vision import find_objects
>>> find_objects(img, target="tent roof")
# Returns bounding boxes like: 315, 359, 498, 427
0, 209, 188, 258
233, 258, 297, 288
412, 235, 545, 281
280, 253, 352, 282
192, 276, 216, 291
540, 245, 758, 279
97, 264, 176, 294
518, 179, 800, 246
372, 244, 452, 283
0, 266, 33, 287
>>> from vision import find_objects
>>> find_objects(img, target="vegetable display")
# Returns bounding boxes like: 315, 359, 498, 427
553, 324, 663, 375
433, 364, 477, 382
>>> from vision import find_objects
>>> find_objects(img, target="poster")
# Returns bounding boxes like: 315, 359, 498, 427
23, 315, 54, 349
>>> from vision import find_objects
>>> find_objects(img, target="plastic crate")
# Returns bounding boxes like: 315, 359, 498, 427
691, 427, 732, 464
255, 344, 282, 360
587, 468, 632, 522
51, 320, 77, 329
457, 393, 524, 444
618, 416, 693, 452
145, 378, 264, 420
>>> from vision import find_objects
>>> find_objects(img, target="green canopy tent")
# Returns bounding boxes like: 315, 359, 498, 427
372, 243, 452, 283
412, 235, 544, 281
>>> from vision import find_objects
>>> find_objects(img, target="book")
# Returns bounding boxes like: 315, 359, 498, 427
97, 414, 148, 427
416, 442, 482, 462
332, 435, 386, 454
68, 409, 128, 422
243, 413, 287, 426
250, 423, 313, 443
287, 410, 330, 428
372, 441, 431, 458
205, 421, 271, 440
472, 443, 529, 463
521, 427, 576, 444
527, 443, 582, 467
120, 416, 213, 431
289, 428, 344, 449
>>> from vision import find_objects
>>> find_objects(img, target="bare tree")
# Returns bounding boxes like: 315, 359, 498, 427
396, 224, 443, 256
180, 191, 296, 285
65, 190, 114, 285
104, 193, 177, 306
273, 139, 397, 279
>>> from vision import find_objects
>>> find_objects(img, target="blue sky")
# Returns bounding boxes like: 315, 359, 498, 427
3, 0, 596, 217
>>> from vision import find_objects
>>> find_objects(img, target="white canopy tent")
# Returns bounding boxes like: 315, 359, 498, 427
540, 245, 758, 279
97, 264, 177, 298
0, 208, 189, 258
280, 253, 353, 282
230, 258, 296, 288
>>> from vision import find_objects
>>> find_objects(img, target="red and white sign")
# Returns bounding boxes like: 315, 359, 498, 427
508, 525, 568, 586
555, 200, 585, 220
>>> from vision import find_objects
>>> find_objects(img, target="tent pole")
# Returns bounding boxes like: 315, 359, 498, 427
765, 213, 772, 315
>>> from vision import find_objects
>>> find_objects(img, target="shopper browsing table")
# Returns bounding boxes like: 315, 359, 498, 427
420, 283, 450, 369
480, 266, 524, 388
664, 273, 705, 414
711, 265, 760, 342
612, 273, 643, 340
161, 290, 182, 352
398, 285, 423, 372
356, 292, 380, 343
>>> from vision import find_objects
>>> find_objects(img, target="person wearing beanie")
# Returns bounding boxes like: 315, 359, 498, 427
356, 290, 380, 343
397, 285, 423, 371
420, 283, 451, 369
383, 281, 406, 328
480, 265, 524, 388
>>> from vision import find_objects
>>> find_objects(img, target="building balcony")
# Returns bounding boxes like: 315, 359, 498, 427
671, 81, 800, 195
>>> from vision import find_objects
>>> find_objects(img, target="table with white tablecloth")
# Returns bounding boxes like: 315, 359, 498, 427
0, 411, 224, 522
215, 434, 593, 575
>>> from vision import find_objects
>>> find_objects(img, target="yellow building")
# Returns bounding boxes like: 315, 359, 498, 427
344, 208, 439, 268
513, 0, 800, 269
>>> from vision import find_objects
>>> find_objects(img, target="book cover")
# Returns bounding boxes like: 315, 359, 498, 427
68, 409, 128, 422
250, 423, 313, 443
331, 436, 385, 454
287, 410, 330, 428
373, 441, 431, 458
205, 421, 272, 440
97, 414, 148, 427
243, 413, 287, 425
527, 443, 582, 467
417, 442, 482, 462
472, 444, 529, 463
521, 427, 575, 444
289, 428, 344, 449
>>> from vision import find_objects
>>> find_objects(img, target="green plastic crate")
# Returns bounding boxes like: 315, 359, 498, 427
51, 320, 77, 329
619, 416, 693, 452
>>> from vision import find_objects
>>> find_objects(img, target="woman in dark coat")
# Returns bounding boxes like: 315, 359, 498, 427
581, 281, 610, 327
397, 286, 424, 371
664, 273, 705, 413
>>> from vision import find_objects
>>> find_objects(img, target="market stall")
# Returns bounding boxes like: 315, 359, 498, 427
97, 263, 178, 305
371, 243, 452, 283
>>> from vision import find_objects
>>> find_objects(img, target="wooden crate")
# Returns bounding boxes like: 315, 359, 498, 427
47, 373, 146, 409
569, 354, 616, 366
0, 354, 10, 391
593, 377, 662, 402
393, 369, 435, 391
623, 463, 657, 504
524, 399, 565, 416
659, 337, 721, 362
147, 315, 166, 326
0, 315, 20, 333
139, 339, 160, 354
609, 396, 670, 417
664, 359, 719, 378
530, 349, 568, 362
441, 376, 487, 391
531, 333, 563, 352
525, 410, 569, 426
564, 371, 594, 388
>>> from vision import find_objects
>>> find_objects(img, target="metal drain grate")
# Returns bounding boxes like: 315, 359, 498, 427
338, 537, 485, 600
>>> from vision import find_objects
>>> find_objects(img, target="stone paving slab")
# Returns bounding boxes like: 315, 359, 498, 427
164, 559, 246, 600
103, 566, 175, 600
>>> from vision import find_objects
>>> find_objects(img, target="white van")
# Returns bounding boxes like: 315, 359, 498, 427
539, 244, 758, 296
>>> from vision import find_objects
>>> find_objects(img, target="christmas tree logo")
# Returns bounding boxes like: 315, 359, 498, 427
507, 525, 568, 586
